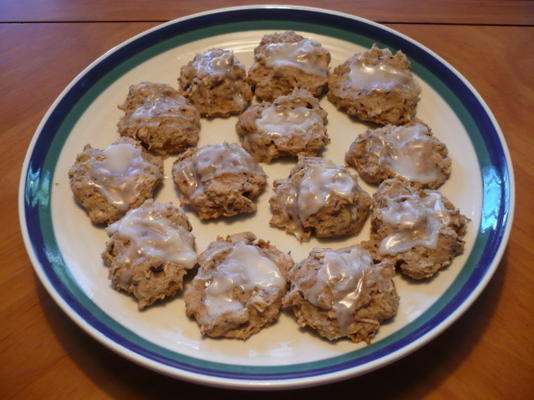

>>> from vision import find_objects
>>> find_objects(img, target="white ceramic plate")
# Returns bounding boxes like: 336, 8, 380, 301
19, 6, 514, 390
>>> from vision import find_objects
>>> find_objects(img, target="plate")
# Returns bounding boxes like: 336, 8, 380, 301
19, 5, 514, 390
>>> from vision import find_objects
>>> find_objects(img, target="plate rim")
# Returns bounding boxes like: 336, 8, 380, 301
18, 4, 516, 390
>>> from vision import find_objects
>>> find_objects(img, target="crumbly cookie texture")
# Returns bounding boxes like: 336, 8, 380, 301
284, 246, 399, 343
178, 48, 252, 118
367, 179, 469, 279
172, 142, 267, 220
236, 89, 329, 162
269, 156, 372, 241
345, 120, 451, 189
185, 232, 293, 340
102, 200, 197, 310
248, 31, 331, 101
68, 137, 163, 225
328, 44, 421, 125
117, 82, 200, 155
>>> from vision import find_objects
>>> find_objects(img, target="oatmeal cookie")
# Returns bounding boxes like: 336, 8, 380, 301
367, 179, 469, 279
269, 156, 371, 241
328, 44, 421, 125
345, 120, 451, 188
236, 89, 329, 162
68, 137, 163, 225
284, 245, 399, 343
117, 82, 200, 155
185, 232, 293, 340
248, 31, 330, 101
102, 200, 197, 310
178, 48, 252, 117
172, 143, 267, 220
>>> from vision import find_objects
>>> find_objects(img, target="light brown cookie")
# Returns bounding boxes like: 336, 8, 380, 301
172, 143, 267, 220
117, 82, 200, 155
345, 120, 451, 189
328, 44, 420, 125
236, 89, 329, 162
68, 137, 163, 225
179, 48, 252, 117
284, 245, 399, 343
248, 31, 330, 101
367, 179, 469, 279
269, 156, 371, 241
185, 232, 293, 340
102, 200, 197, 310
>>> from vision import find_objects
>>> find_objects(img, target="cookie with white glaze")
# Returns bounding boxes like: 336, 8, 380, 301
328, 44, 421, 125
345, 120, 451, 189
269, 156, 371, 241
68, 137, 163, 225
179, 48, 252, 118
172, 143, 267, 220
185, 232, 293, 340
102, 200, 197, 310
117, 82, 200, 155
236, 89, 329, 162
284, 245, 399, 343
248, 31, 331, 101
367, 179, 469, 279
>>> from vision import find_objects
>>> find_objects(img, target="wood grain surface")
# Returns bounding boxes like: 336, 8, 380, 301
1, 3, 533, 399
1, 0, 534, 25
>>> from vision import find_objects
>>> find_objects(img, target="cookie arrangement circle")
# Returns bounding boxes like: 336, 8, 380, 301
66, 30, 469, 344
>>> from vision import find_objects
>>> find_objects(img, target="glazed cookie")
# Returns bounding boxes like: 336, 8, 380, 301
68, 137, 163, 225
178, 48, 252, 117
172, 143, 267, 220
345, 121, 451, 189
184, 232, 293, 340
368, 179, 469, 279
248, 31, 331, 101
269, 156, 372, 241
328, 44, 421, 125
236, 89, 329, 162
102, 200, 197, 309
284, 246, 399, 343
117, 82, 200, 155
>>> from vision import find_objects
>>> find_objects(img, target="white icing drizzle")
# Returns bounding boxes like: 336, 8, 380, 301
88, 142, 152, 210
297, 162, 355, 220
177, 143, 264, 194
193, 49, 236, 76
256, 105, 322, 138
379, 191, 450, 255
106, 204, 197, 269
130, 96, 186, 123
372, 124, 442, 184
265, 40, 328, 77
387, 125, 441, 183
349, 55, 417, 92
297, 247, 373, 332
203, 242, 285, 318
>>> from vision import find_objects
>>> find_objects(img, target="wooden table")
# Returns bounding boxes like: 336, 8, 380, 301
1, 1, 533, 398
